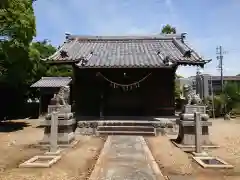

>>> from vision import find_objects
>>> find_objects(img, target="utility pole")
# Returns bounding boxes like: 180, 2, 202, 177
216, 46, 227, 115
216, 46, 224, 93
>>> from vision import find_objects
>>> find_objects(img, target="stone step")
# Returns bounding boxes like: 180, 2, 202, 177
98, 121, 154, 126
96, 130, 156, 136
97, 126, 154, 132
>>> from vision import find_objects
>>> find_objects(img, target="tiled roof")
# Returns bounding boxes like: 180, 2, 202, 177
46, 34, 210, 68
31, 77, 72, 88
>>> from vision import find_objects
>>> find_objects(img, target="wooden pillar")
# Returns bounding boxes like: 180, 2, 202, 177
72, 64, 77, 113
171, 66, 178, 115
39, 89, 43, 116
99, 71, 105, 119
100, 93, 104, 119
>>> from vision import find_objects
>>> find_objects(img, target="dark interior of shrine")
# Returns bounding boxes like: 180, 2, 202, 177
73, 65, 176, 120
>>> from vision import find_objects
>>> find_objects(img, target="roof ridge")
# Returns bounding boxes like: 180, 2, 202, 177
66, 33, 186, 41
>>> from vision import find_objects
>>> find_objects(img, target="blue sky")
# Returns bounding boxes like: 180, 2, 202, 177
33, 0, 240, 77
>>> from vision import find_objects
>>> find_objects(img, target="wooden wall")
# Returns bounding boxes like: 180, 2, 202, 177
73, 65, 176, 120
40, 87, 59, 115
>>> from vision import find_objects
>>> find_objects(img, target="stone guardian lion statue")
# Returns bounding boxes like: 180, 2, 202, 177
183, 84, 202, 105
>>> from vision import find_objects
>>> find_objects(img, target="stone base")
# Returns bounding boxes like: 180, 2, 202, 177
191, 151, 208, 157
175, 123, 211, 145
19, 155, 61, 168
41, 119, 75, 126
178, 134, 211, 145
44, 149, 63, 155
40, 132, 75, 145
192, 156, 233, 169
171, 140, 219, 152
38, 139, 79, 148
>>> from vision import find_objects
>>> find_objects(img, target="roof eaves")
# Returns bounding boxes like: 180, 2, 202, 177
30, 77, 72, 88
41, 37, 78, 62
46, 59, 79, 64
176, 59, 212, 67
40, 42, 67, 62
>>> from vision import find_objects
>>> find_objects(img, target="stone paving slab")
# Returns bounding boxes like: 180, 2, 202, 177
89, 136, 165, 180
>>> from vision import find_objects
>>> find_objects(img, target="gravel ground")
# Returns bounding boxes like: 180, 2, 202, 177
146, 118, 240, 180
2, 118, 240, 180
0, 119, 106, 180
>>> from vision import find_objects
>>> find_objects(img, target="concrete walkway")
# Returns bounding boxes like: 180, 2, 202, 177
89, 136, 165, 180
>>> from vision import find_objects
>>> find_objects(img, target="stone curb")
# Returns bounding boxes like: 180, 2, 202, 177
88, 136, 112, 180
140, 136, 166, 180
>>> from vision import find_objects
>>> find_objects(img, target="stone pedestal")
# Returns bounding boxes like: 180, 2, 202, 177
184, 105, 206, 114
40, 105, 76, 145
175, 119, 212, 145
48, 105, 71, 114
174, 105, 214, 147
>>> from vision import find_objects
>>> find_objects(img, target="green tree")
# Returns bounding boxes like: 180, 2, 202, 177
46, 64, 72, 77
28, 40, 72, 82
0, 0, 36, 86
207, 82, 240, 117
205, 95, 225, 117
28, 40, 56, 83
175, 75, 182, 99
223, 82, 240, 113
0, 0, 36, 44
0, 0, 36, 118
161, 24, 176, 34
26, 40, 56, 99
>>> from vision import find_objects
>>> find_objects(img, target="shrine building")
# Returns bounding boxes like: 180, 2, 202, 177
32, 33, 210, 120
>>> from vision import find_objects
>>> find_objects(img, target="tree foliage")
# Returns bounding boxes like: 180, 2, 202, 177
29, 40, 72, 78
0, 0, 72, 118
0, 0, 36, 86
46, 64, 72, 77
0, 0, 37, 118
0, 0, 36, 44
28, 41, 56, 84
205, 95, 225, 117
175, 75, 182, 99
223, 82, 240, 113
27, 41, 73, 98
161, 24, 176, 34
206, 82, 240, 117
